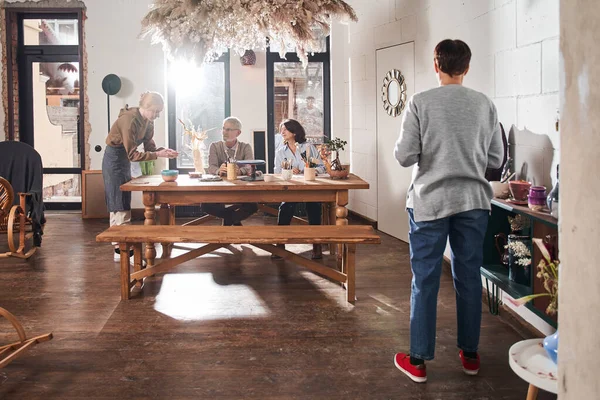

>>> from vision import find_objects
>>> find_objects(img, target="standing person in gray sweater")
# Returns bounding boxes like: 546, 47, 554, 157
393, 39, 504, 383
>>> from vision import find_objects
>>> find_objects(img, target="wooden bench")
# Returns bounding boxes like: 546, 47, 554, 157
96, 225, 380, 303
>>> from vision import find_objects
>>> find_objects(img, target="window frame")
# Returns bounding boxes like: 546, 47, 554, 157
167, 52, 231, 171
266, 38, 331, 173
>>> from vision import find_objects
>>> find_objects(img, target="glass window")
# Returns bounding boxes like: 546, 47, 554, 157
33, 62, 80, 169
23, 19, 79, 45
170, 61, 228, 170
273, 62, 325, 150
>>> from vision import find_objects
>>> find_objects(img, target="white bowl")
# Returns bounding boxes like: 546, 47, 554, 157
263, 174, 275, 182
490, 181, 510, 199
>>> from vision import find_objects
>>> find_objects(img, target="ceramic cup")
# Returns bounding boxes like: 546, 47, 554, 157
490, 181, 510, 199
304, 167, 316, 181
281, 169, 293, 181
226, 162, 237, 181
509, 180, 532, 202
263, 174, 275, 182
528, 185, 547, 211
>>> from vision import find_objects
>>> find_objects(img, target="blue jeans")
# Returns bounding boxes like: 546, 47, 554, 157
408, 208, 489, 360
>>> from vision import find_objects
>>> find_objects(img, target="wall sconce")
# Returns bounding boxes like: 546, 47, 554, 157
240, 50, 256, 66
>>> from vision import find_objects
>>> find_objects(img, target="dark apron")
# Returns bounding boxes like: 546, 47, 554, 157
102, 146, 131, 212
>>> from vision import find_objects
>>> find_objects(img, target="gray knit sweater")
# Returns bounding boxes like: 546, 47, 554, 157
394, 85, 504, 222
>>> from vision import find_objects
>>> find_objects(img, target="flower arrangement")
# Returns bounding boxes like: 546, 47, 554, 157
140, 0, 358, 68
509, 238, 559, 315
178, 118, 212, 172
506, 240, 531, 267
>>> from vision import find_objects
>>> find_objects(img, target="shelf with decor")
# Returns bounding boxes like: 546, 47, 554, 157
481, 198, 558, 328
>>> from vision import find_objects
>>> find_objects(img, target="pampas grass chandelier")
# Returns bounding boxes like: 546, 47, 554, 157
140, 0, 357, 67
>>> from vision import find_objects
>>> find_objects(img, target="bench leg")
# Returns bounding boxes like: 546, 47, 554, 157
133, 244, 143, 290
119, 243, 131, 300
345, 244, 356, 304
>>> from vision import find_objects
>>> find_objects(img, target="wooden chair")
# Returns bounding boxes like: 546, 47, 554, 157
0, 177, 38, 259
0, 307, 53, 368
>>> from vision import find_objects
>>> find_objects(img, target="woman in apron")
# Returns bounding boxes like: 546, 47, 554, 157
102, 91, 178, 260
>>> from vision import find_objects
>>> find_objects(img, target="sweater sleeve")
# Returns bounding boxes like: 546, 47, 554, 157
207, 142, 220, 175
122, 119, 157, 162
394, 96, 421, 168
238, 143, 255, 175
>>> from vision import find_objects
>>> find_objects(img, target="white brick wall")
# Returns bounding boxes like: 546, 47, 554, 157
332, 0, 559, 332
333, 0, 560, 219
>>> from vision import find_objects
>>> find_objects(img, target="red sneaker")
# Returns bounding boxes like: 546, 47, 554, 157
459, 350, 480, 375
394, 353, 427, 383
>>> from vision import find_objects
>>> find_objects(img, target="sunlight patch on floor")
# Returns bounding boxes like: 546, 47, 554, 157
154, 273, 270, 321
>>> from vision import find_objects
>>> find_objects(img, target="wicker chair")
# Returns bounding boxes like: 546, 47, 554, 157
0, 177, 38, 259
0, 307, 52, 368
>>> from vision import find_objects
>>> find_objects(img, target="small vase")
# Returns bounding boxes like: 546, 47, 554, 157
543, 330, 558, 364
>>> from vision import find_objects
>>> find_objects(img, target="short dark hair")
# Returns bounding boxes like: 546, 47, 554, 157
434, 39, 471, 77
280, 119, 307, 144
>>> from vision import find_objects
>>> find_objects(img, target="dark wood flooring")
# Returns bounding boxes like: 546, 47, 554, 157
0, 213, 557, 399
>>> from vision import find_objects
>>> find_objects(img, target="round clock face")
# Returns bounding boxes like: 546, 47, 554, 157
381, 69, 407, 117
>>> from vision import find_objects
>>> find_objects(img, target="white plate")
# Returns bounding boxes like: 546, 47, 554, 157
508, 339, 558, 394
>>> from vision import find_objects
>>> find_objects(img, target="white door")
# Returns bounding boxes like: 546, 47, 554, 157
376, 42, 415, 243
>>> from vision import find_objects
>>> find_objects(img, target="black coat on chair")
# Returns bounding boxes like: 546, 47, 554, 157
0, 141, 45, 246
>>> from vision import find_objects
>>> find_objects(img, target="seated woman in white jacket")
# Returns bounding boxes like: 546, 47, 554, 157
273, 119, 326, 259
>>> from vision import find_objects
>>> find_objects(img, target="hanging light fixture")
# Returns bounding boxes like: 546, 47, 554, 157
140, 0, 357, 68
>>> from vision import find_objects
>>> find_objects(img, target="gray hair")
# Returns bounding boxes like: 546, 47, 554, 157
223, 116, 242, 131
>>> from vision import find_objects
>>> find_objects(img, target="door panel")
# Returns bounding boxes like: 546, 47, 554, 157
376, 43, 415, 243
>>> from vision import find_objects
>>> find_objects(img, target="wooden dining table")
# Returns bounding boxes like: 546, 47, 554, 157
120, 173, 370, 267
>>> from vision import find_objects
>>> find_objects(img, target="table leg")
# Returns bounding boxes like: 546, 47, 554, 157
329, 201, 337, 255
159, 203, 173, 258
526, 384, 539, 400
143, 192, 157, 267
119, 243, 131, 300
336, 191, 349, 271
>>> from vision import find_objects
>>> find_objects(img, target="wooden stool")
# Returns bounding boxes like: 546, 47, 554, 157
508, 339, 558, 399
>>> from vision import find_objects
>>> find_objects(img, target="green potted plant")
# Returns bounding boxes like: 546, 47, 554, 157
321, 137, 349, 179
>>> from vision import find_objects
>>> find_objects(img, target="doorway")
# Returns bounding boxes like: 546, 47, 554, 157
13, 12, 85, 210
376, 42, 415, 242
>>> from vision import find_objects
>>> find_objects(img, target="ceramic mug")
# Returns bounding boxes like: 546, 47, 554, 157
304, 167, 316, 181
281, 169, 293, 181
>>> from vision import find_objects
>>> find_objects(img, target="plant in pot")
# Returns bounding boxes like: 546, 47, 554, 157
320, 137, 349, 179
508, 238, 559, 364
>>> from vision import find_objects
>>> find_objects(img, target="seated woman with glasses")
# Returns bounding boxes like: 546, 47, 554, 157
273, 119, 326, 259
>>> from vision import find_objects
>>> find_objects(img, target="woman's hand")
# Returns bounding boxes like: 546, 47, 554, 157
156, 149, 178, 159
292, 167, 301, 174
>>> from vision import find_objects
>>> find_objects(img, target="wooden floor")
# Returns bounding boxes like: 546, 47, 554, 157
0, 213, 557, 399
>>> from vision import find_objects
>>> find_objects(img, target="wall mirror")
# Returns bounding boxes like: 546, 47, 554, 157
381, 69, 407, 117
